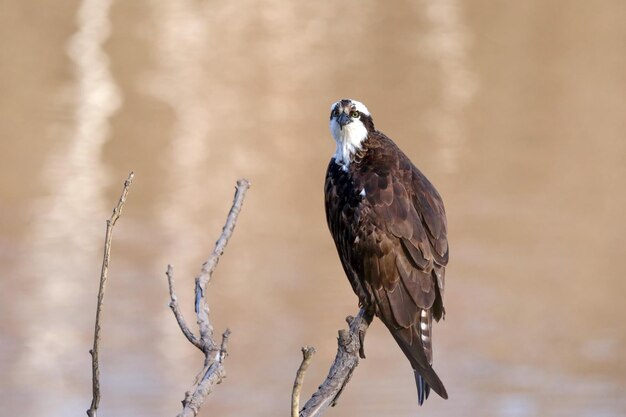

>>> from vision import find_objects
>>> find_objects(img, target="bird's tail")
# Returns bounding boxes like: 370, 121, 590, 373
413, 363, 447, 405
415, 372, 431, 406
386, 320, 448, 404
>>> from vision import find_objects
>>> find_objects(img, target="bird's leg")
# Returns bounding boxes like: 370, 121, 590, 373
358, 331, 367, 359
358, 308, 375, 359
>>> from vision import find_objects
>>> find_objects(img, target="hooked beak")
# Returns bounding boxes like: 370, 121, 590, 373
337, 112, 352, 129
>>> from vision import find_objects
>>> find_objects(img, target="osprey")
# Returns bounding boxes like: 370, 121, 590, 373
324, 99, 449, 405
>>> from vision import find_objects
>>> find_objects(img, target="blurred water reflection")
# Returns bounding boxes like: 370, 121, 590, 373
7, 0, 120, 415
418, 0, 477, 173
1, 1, 625, 416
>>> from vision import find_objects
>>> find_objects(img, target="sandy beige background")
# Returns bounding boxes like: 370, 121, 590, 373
1, 1, 625, 416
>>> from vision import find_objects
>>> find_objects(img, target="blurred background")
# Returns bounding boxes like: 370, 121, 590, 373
1, 1, 625, 416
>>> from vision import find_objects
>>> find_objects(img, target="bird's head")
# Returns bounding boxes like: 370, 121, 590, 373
329, 99, 375, 167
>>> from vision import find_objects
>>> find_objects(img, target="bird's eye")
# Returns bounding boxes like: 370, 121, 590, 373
332, 109, 340, 117
350, 111, 360, 118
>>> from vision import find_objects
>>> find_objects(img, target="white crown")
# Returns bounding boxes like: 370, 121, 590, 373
330, 99, 370, 116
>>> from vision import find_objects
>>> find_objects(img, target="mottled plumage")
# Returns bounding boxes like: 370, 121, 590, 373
324, 99, 449, 404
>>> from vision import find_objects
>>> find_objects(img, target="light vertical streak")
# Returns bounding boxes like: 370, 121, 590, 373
148, 0, 212, 277
419, 0, 477, 173
16, 0, 121, 413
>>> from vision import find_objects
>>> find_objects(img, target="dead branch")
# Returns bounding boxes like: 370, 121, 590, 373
292, 347, 316, 417
87, 172, 134, 417
167, 179, 250, 417
166, 265, 202, 350
295, 308, 371, 417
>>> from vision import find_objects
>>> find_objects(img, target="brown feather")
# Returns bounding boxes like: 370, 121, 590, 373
385, 281, 415, 328
325, 128, 449, 403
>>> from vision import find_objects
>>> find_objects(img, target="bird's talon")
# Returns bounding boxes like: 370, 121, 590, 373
358, 329, 366, 359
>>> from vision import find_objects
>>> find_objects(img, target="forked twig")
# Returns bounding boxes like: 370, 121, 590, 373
294, 308, 371, 417
167, 179, 251, 417
87, 172, 134, 417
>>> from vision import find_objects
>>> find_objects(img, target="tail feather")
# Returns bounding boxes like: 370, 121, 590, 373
415, 372, 433, 406
416, 372, 426, 406
414, 366, 447, 400
386, 321, 448, 402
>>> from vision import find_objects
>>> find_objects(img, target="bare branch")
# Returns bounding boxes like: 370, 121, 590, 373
176, 330, 231, 417
166, 264, 202, 350
297, 308, 371, 417
87, 172, 134, 417
292, 347, 316, 417
168, 179, 251, 417
195, 179, 250, 349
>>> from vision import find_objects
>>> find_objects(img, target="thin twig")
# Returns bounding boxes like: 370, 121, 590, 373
297, 308, 371, 417
166, 265, 202, 350
196, 179, 250, 349
167, 179, 250, 417
292, 347, 316, 417
87, 172, 134, 417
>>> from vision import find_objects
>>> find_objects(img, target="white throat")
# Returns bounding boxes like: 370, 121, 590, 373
330, 119, 368, 169
329, 99, 371, 170
330, 121, 369, 171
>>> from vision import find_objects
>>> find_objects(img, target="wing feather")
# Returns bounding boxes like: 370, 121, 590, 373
396, 254, 436, 308
324, 132, 449, 401
356, 146, 447, 325
385, 277, 415, 329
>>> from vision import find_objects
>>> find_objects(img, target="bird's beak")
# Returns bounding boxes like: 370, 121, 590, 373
337, 112, 352, 129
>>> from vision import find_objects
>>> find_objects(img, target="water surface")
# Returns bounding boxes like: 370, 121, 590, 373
1, 1, 625, 416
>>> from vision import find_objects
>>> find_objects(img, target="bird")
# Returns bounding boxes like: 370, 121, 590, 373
324, 98, 449, 405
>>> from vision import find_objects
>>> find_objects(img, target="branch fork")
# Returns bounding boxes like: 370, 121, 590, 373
292, 308, 371, 417
166, 179, 250, 417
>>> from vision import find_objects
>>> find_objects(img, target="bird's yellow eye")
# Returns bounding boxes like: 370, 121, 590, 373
350, 110, 360, 118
